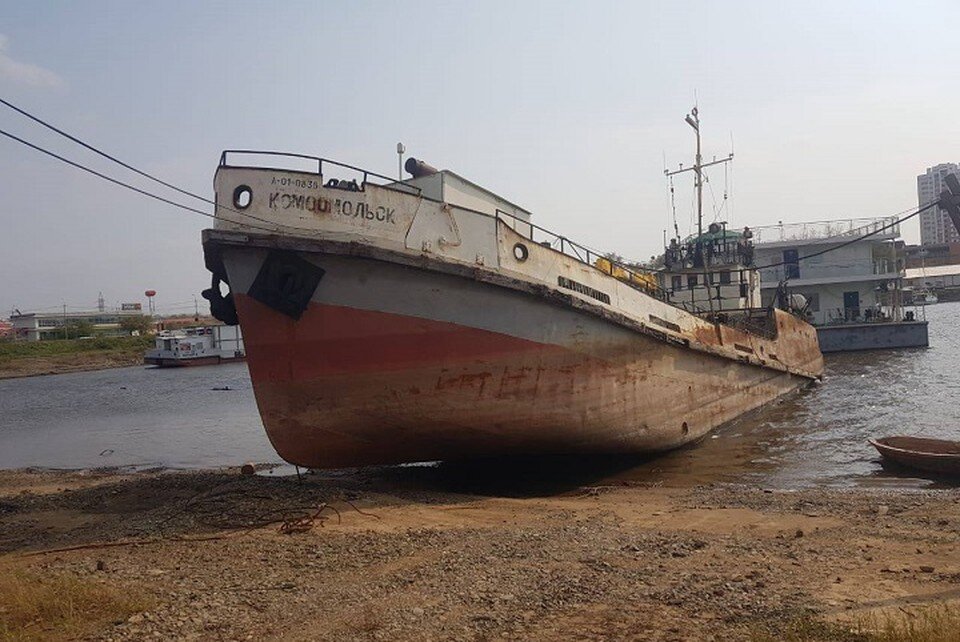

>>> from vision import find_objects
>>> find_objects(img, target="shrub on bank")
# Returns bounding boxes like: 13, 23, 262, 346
0, 335, 153, 363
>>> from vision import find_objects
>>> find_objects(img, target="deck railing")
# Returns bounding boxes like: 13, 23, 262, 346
493, 210, 670, 303
751, 216, 900, 244
219, 150, 421, 195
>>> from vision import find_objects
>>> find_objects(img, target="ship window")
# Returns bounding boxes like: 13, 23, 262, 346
233, 185, 253, 210
671, 275, 682, 291
687, 275, 698, 288
512, 243, 529, 262
719, 270, 732, 284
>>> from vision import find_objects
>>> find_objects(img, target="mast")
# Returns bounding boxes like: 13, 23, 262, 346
688, 108, 703, 239
664, 107, 735, 319
665, 106, 733, 242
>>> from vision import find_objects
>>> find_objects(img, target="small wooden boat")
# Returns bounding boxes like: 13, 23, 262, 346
870, 436, 960, 476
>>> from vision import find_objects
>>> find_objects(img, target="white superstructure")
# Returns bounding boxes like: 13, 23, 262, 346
752, 217, 904, 325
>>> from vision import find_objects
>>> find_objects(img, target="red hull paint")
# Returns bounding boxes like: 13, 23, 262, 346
236, 295, 560, 381
235, 294, 800, 468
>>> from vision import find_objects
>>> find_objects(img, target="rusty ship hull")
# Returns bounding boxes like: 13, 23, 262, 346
202, 153, 823, 469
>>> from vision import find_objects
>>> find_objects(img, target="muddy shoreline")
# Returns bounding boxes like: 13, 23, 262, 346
0, 351, 144, 380
2, 464, 958, 641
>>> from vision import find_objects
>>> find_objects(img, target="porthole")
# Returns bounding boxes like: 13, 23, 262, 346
513, 243, 529, 262
233, 185, 252, 209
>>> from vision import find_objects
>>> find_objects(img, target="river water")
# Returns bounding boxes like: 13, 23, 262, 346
0, 361, 274, 470
1, 303, 958, 488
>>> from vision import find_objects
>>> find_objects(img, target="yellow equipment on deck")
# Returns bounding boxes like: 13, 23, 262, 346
593, 257, 659, 293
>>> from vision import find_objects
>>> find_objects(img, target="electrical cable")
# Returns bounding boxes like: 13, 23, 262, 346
0, 97, 223, 212
0, 127, 288, 236
0, 126, 214, 218
0, 98, 332, 233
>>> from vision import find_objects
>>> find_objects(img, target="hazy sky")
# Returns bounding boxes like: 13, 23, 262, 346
2, 1, 958, 316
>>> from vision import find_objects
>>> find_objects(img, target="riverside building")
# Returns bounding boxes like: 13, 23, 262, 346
918, 163, 960, 245
752, 216, 928, 352
10, 307, 144, 341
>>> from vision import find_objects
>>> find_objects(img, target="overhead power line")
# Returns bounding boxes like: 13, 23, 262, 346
0, 98, 315, 233
0, 127, 289, 236
0, 127, 218, 219
0, 97, 221, 211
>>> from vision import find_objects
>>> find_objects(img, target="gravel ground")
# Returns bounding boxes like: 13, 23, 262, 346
1, 465, 959, 641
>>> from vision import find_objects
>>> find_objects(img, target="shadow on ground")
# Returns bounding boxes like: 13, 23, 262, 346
323, 452, 667, 499
0, 451, 667, 554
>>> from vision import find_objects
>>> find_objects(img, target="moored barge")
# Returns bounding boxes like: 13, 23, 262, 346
144, 325, 245, 367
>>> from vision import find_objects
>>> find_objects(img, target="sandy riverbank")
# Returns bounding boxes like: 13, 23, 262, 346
1, 464, 958, 641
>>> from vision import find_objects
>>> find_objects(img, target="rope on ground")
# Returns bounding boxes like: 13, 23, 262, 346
19, 496, 380, 557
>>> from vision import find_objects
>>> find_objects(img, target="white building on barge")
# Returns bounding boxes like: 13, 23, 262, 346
144, 325, 245, 367
752, 216, 928, 352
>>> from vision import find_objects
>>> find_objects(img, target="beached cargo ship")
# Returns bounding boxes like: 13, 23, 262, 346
200, 146, 823, 469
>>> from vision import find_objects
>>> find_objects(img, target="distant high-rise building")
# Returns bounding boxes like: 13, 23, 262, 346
918, 163, 960, 245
